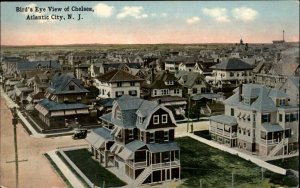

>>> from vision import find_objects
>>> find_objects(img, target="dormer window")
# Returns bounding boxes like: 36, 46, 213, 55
138, 116, 143, 124
69, 85, 75, 90
165, 81, 174, 85
116, 110, 122, 120
244, 98, 250, 105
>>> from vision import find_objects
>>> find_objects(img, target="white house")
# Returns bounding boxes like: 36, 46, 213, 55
94, 69, 144, 99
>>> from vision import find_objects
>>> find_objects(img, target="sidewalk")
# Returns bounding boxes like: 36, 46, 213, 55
184, 133, 287, 175
47, 149, 86, 188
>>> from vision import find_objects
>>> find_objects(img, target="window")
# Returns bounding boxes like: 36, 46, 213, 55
247, 130, 251, 136
117, 82, 122, 87
116, 110, 122, 120
140, 131, 144, 141
230, 72, 234, 77
115, 91, 124, 97
129, 90, 137, 96
153, 115, 159, 124
174, 89, 180, 94
285, 129, 291, 138
279, 99, 286, 106
231, 108, 234, 116
261, 114, 270, 123
130, 81, 135, 86
69, 85, 75, 90
138, 116, 143, 124
285, 114, 290, 122
149, 132, 155, 143
244, 98, 250, 105
165, 81, 174, 85
261, 131, 266, 139
129, 129, 134, 140
162, 114, 168, 123
77, 96, 81, 101
153, 90, 157, 96
238, 127, 241, 134
164, 131, 169, 141
162, 89, 169, 95
279, 114, 283, 122
193, 88, 197, 94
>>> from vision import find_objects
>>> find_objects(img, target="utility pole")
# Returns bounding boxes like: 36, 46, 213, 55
12, 107, 19, 188
187, 94, 191, 133
261, 167, 264, 181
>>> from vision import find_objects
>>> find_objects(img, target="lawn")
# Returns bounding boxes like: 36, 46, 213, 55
64, 149, 126, 188
268, 156, 299, 171
176, 137, 298, 188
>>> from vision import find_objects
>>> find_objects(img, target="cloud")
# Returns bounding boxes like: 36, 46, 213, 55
202, 7, 230, 22
232, 7, 258, 22
161, 13, 168, 17
94, 3, 114, 18
186, 16, 201, 24
117, 6, 148, 19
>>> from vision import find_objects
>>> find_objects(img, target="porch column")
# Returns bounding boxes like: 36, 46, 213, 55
272, 132, 274, 144
104, 150, 108, 167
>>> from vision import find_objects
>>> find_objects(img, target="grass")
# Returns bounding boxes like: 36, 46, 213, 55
44, 153, 73, 188
56, 152, 90, 188
64, 149, 126, 188
268, 156, 299, 171
176, 137, 298, 188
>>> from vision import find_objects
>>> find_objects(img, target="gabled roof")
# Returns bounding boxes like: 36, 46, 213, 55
210, 58, 253, 70
224, 84, 279, 112
145, 71, 181, 89
96, 69, 144, 82
16, 61, 61, 71
47, 73, 89, 94
175, 71, 207, 88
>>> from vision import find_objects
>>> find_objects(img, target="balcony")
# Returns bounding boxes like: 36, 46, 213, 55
126, 160, 180, 169
127, 161, 147, 168
260, 139, 281, 145
210, 127, 237, 138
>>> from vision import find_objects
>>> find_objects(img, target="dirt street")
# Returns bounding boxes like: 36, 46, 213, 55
0, 97, 86, 188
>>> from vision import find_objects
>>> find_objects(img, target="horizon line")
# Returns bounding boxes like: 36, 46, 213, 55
2, 41, 299, 47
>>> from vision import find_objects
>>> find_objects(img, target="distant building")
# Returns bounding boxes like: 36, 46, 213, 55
206, 58, 253, 89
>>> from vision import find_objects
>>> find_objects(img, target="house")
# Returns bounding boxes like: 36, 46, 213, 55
206, 58, 253, 90
178, 62, 196, 72
209, 84, 298, 157
94, 69, 144, 99
34, 73, 94, 128
175, 71, 211, 97
142, 71, 187, 120
86, 95, 180, 186
15, 60, 61, 78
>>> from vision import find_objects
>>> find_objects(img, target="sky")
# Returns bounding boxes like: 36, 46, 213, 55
1, 1, 299, 45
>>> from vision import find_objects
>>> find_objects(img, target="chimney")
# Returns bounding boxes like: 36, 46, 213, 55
283, 30, 285, 41
49, 60, 52, 69
158, 99, 162, 104
238, 84, 242, 102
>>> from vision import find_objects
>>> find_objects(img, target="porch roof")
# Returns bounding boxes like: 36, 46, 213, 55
147, 142, 179, 153
86, 127, 113, 149
118, 140, 146, 160
261, 124, 284, 133
209, 115, 237, 126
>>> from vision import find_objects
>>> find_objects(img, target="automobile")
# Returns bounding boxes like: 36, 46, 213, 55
72, 129, 88, 139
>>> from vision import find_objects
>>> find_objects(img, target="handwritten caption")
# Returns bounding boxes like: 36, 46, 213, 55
16, 6, 95, 21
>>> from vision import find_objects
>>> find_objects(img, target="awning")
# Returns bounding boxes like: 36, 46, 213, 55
65, 110, 76, 115
118, 148, 134, 160
94, 138, 105, 149
76, 108, 89, 114
110, 143, 119, 153
261, 124, 284, 133
51, 111, 65, 117
111, 127, 118, 135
